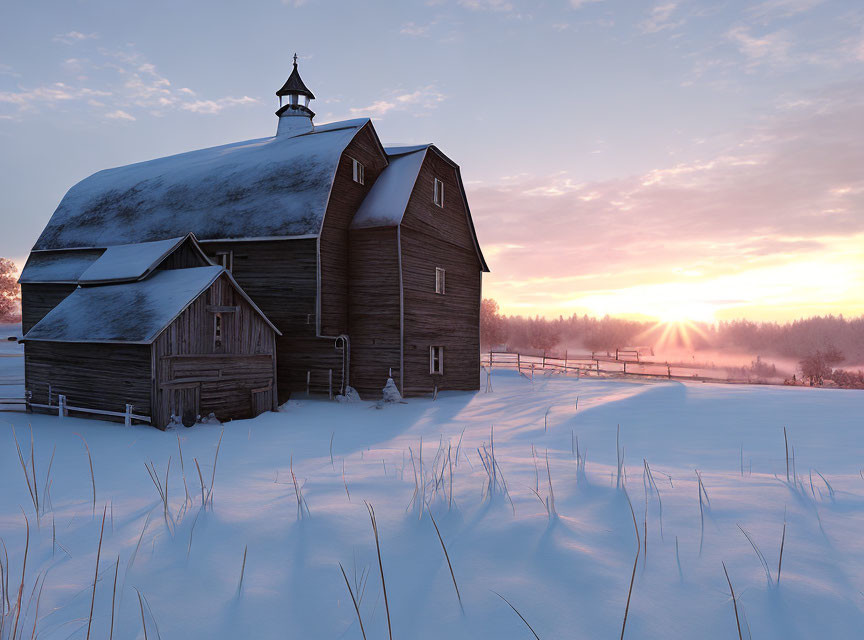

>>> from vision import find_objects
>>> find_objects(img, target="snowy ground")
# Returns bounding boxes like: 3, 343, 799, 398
1, 363, 863, 639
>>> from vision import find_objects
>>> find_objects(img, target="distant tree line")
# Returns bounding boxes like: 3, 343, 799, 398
481, 299, 864, 388
0, 258, 20, 323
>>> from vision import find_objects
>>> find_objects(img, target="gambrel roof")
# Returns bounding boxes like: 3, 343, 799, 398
33, 119, 375, 250
351, 145, 490, 272
23, 266, 280, 344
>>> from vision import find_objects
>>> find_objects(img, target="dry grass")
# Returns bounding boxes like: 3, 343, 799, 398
428, 510, 463, 611
493, 591, 541, 639
365, 502, 392, 640
85, 505, 107, 640
339, 563, 367, 640
722, 562, 743, 640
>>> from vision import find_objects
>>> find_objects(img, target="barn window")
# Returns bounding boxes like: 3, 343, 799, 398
430, 346, 444, 375
433, 178, 444, 207
352, 158, 365, 185
214, 313, 223, 349
435, 267, 446, 294
215, 250, 233, 272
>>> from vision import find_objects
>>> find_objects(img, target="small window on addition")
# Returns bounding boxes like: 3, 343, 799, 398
430, 345, 444, 375
352, 158, 365, 185
214, 313, 223, 349
435, 267, 446, 294
433, 178, 444, 207
215, 250, 233, 272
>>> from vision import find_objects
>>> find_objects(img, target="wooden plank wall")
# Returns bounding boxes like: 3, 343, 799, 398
152, 273, 278, 427
156, 238, 211, 270
201, 238, 317, 401
400, 150, 482, 396
319, 123, 388, 337
21, 283, 78, 334
348, 226, 401, 397
25, 341, 152, 418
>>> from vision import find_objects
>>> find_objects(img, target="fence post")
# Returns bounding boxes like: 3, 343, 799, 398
58, 394, 66, 419
517, 353, 521, 373
615, 348, 619, 361
667, 363, 672, 379
125, 404, 133, 427
306, 371, 311, 396
531, 364, 535, 384
623, 362, 627, 374
328, 369, 333, 400
564, 350, 568, 372
542, 350, 546, 368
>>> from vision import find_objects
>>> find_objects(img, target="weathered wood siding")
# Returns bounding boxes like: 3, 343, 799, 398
21, 283, 78, 334
348, 227, 401, 397
156, 238, 210, 271
319, 123, 388, 337
400, 150, 482, 396
201, 238, 317, 400
152, 272, 277, 427
25, 341, 152, 419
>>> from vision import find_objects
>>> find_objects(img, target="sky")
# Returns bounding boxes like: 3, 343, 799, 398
1, 0, 863, 323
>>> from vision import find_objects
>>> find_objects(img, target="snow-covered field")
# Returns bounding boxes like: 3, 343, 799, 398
1, 362, 863, 639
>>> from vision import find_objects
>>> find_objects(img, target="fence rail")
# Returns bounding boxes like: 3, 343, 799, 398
481, 350, 746, 385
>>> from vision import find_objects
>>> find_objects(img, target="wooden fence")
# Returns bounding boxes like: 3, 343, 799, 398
481, 350, 747, 385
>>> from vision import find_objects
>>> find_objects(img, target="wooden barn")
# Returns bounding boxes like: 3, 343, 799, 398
22, 237, 280, 428
20, 58, 488, 413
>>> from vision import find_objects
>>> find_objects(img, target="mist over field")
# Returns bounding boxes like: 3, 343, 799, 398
481, 300, 864, 386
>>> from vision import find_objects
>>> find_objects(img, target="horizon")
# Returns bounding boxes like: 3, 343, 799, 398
2, 0, 863, 323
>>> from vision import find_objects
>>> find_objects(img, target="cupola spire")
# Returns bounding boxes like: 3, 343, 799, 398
275, 54, 316, 137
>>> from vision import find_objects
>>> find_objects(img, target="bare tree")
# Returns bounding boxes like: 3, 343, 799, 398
0, 258, 21, 323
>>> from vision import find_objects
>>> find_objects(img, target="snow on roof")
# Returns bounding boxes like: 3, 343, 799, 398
33, 119, 371, 250
78, 236, 188, 284
25, 266, 225, 344
18, 249, 104, 284
350, 146, 429, 229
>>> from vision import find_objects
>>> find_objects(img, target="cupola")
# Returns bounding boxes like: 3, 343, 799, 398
275, 54, 315, 137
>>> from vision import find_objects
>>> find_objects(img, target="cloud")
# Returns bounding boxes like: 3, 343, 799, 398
469, 82, 864, 315
641, 2, 683, 34
746, 0, 826, 21
457, 0, 514, 11
180, 96, 258, 114
53, 31, 98, 45
727, 26, 792, 65
105, 109, 135, 121
569, 0, 604, 8
0, 83, 111, 109
0, 47, 260, 120
400, 21, 435, 37
349, 86, 445, 119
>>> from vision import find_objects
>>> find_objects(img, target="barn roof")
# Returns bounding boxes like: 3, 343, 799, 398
350, 146, 429, 229
18, 249, 104, 284
19, 234, 210, 284
33, 119, 373, 250
350, 145, 490, 272
23, 266, 280, 344
77, 235, 208, 284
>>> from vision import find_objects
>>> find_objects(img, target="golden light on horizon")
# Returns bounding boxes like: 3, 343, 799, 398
485, 234, 864, 323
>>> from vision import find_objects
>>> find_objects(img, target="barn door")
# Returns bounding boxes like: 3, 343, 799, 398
170, 384, 201, 426
251, 386, 273, 417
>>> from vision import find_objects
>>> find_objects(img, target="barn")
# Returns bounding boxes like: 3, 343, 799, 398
22, 237, 280, 428
20, 58, 488, 413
